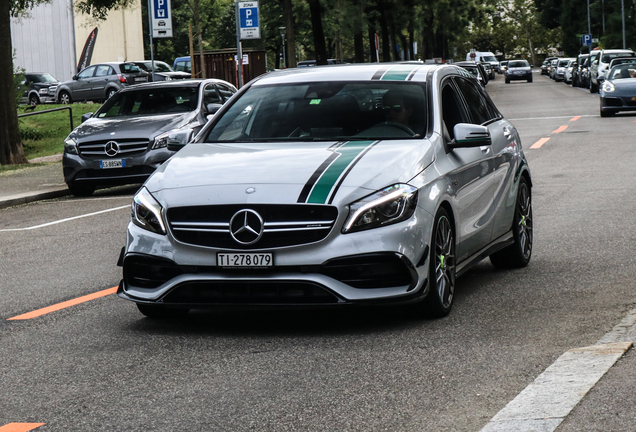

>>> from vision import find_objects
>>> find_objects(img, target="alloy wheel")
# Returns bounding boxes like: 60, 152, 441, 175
434, 215, 455, 309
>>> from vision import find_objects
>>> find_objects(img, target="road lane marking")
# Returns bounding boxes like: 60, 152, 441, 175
480, 307, 636, 432
0, 424, 45, 432
7, 287, 118, 320
552, 125, 568, 133
0, 205, 129, 232
509, 115, 596, 121
530, 138, 550, 149
570, 116, 581, 121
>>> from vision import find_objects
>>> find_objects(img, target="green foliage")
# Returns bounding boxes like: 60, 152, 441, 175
13, 56, 25, 109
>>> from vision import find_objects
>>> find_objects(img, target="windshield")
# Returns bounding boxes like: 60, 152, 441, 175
482, 56, 497, 62
559, 60, 570, 67
138, 61, 174, 72
28, 73, 57, 83
508, 60, 529, 68
96, 87, 199, 117
205, 82, 427, 142
602, 52, 636, 63
608, 65, 636, 80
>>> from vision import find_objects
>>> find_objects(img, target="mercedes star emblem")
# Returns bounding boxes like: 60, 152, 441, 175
105, 141, 120, 157
230, 209, 264, 245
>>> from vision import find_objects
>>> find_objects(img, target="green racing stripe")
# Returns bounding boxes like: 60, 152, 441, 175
304, 140, 377, 204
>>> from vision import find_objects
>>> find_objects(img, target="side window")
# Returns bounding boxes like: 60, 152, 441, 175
203, 84, 223, 105
441, 82, 470, 140
455, 78, 492, 125
78, 66, 96, 79
95, 65, 112, 77
216, 84, 235, 101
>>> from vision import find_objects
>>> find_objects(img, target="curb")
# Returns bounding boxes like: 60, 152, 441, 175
0, 189, 71, 210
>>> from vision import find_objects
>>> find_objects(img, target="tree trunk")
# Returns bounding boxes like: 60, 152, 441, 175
0, 0, 28, 165
368, 21, 378, 62
379, 9, 390, 61
282, 0, 296, 67
308, 0, 328, 65
527, 31, 536, 66
190, 0, 206, 78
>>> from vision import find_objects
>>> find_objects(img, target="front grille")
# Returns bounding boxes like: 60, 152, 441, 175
162, 281, 341, 304
124, 255, 183, 289
321, 253, 416, 289
604, 97, 623, 107
167, 204, 338, 249
78, 138, 150, 157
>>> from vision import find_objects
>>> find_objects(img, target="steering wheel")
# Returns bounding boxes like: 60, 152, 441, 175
383, 121, 415, 136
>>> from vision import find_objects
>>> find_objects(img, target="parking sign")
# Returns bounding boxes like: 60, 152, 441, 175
151, 0, 173, 38
582, 34, 592, 46
238, 2, 260, 39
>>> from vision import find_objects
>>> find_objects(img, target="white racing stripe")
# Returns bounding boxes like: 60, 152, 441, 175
480, 309, 636, 432
0, 205, 129, 232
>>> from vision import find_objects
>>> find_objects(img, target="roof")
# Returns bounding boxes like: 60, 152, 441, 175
251, 63, 444, 86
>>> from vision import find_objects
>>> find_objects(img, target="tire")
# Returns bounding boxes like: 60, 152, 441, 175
505, 78, 510, 84
106, 88, 117, 99
600, 109, 615, 117
590, 80, 598, 93
527, 77, 533, 83
67, 182, 95, 197
59, 91, 72, 104
490, 176, 533, 268
29, 94, 39, 106
418, 207, 456, 318
136, 304, 190, 319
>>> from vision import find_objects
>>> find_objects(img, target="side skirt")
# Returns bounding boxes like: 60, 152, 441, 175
456, 230, 514, 277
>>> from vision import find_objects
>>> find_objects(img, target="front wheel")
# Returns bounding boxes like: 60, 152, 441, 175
29, 94, 39, 106
490, 176, 533, 268
418, 208, 456, 318
59, 91, 72, 104
590, 80, 599, 93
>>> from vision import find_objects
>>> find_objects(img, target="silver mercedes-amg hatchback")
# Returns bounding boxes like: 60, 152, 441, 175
117, 63, 533, 319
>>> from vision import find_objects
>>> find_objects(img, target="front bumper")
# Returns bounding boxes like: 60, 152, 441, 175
63, 147, 174, 187
118, 207, 433, 308
600, 95, 636, 114
506, 72, 532, 81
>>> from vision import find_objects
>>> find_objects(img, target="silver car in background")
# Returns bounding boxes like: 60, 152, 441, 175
118, 63, 533, 319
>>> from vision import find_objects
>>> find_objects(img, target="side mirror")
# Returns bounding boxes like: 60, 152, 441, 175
80, 112, 93, 123
72, 75, 78, 80
205, 103, 223, 115
166, 129, 194, 151
451, 123, 491, 148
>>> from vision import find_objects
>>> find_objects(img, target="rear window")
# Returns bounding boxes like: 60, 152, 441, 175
120, 63, 142, 74
205, 82, 428, 142
96, 87, 199, 117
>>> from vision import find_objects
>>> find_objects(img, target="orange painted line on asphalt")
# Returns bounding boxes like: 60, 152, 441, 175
552, 125, 568, 133
0, 424, 46, 432
570, 116, 581, 121
530, 137, 550, 149
7, 287, 118, 321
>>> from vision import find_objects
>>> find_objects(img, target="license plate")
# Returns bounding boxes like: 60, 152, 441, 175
217, 253, 273, 268
99, 159, 125, 169
135, 77, 147, 82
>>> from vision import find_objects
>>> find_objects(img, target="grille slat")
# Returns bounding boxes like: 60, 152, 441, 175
167, 204, 338, 249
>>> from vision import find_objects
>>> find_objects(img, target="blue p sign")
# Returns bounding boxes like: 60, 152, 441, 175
240, 7, 258, 28
154, 0, 168, 18
582, 34, 592, 46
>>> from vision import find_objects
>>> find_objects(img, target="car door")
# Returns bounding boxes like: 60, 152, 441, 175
72, 66, 97, 100
439, 78, 495, 262
455, 77, 520, 243
87, 65, 112, 100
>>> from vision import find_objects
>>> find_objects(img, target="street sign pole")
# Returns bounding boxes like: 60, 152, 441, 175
235, 1, 243, 88
148, 0, 155, 82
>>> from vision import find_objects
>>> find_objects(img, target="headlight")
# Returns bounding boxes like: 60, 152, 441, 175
38, 88, 48, 94
64, 138, 78, 155
602, 81, 615, 93
152, 130, 174, 149
131, 187, 166, 234
342, 184, 418, 233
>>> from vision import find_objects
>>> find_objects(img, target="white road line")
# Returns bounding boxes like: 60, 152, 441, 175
480, 309, 636, 432
0, 205, 129, 232
508, 115, 597, 121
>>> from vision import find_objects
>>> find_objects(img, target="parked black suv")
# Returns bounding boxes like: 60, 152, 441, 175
18, 73, 60, 105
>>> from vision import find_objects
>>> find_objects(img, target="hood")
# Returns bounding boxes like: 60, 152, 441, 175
70, 112, 197, 142
146, 140, 435, 207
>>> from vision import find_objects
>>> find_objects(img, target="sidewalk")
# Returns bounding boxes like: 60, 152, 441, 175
0, 154, 70, 210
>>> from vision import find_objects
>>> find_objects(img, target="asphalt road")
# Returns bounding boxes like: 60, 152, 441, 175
2, 71, 636, 431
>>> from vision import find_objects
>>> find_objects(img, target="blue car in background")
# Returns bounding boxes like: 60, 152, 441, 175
173, 56, 191, 73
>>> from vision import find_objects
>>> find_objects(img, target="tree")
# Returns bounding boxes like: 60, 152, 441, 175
1, 0, 132, 165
